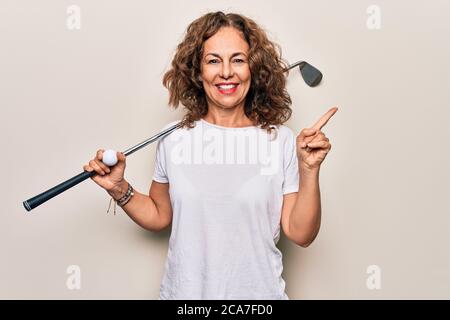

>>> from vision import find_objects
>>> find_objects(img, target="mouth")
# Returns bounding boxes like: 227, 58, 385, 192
215, 83, 239, 95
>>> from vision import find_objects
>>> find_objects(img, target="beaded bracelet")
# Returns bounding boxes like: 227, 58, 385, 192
107, 183, 134, 215
117, 183, 134, 206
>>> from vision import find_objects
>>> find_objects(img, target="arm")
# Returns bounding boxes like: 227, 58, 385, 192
283, 107, 337, 246
281, 167, 321, 247
108, 179, 173, 232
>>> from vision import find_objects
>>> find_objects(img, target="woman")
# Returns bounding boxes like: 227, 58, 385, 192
83, 11, 337, 300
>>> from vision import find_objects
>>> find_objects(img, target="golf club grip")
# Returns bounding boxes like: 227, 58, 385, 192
23, 170, 96, 212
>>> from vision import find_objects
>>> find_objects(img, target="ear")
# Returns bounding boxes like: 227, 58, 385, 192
198, 75, 203, 82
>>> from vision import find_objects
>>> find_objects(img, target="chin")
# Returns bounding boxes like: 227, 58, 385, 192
212, 96, 246, 108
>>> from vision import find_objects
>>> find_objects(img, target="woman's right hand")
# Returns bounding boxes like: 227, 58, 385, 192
83, 149, 126, 192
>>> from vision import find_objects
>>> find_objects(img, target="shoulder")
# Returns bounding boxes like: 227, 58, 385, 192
159, 119, 183, 132
154, 120, 184, 146
279, 124, 296, 136
270, 124, 297, 141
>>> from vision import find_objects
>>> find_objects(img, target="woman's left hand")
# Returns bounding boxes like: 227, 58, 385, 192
296, 107, 338, 171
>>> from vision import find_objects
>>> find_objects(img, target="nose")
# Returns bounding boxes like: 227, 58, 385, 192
220, 60, 234, 79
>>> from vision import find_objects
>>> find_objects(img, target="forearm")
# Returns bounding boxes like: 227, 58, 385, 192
107, 180, 163, 231
289, 166, 322, 246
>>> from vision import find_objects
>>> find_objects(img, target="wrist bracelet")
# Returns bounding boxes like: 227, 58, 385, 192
117, 183, 134, 207
107, 183, 134, 215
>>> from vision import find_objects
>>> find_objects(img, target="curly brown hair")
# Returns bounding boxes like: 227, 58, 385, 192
162, 11, 292, 133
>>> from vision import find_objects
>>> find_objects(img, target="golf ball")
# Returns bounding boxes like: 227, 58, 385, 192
102, 149, 118, 166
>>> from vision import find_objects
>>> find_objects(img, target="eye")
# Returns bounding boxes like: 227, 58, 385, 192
207, 59, 220, 64
233, 59, 245, 63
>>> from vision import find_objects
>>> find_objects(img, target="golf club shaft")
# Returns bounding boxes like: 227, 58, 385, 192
23, 122, 182, 212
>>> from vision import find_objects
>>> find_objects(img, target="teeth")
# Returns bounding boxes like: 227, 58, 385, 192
218, 84, 237, 90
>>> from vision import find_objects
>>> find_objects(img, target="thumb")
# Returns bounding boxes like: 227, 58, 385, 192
298, 128, 317, 143
299, 128, 317, 138
117, 152, 126, 162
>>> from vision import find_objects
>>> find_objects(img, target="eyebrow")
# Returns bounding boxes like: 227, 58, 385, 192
205, 52, 247, 58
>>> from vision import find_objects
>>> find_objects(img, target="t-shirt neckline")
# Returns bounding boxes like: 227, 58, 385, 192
200, 118, 259, 130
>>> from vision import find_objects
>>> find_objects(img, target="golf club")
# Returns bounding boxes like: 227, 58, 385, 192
22, 60, 322, 212
285, 60, 323, 87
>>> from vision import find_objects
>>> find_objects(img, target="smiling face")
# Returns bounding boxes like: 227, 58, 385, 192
200, 27, 251, 111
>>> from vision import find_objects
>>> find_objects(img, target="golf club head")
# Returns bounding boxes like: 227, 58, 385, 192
299, 62, 322, 87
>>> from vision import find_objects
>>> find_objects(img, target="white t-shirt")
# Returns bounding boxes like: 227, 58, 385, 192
153, 118, 299, 300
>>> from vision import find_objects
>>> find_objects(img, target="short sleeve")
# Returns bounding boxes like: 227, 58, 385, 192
282, 127, 299, 194
152, 138, 169, 183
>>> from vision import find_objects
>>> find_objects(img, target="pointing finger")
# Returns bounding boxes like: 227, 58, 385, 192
312, 107, 338, 130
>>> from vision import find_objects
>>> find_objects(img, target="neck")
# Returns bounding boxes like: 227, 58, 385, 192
203, 103, 253, 128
